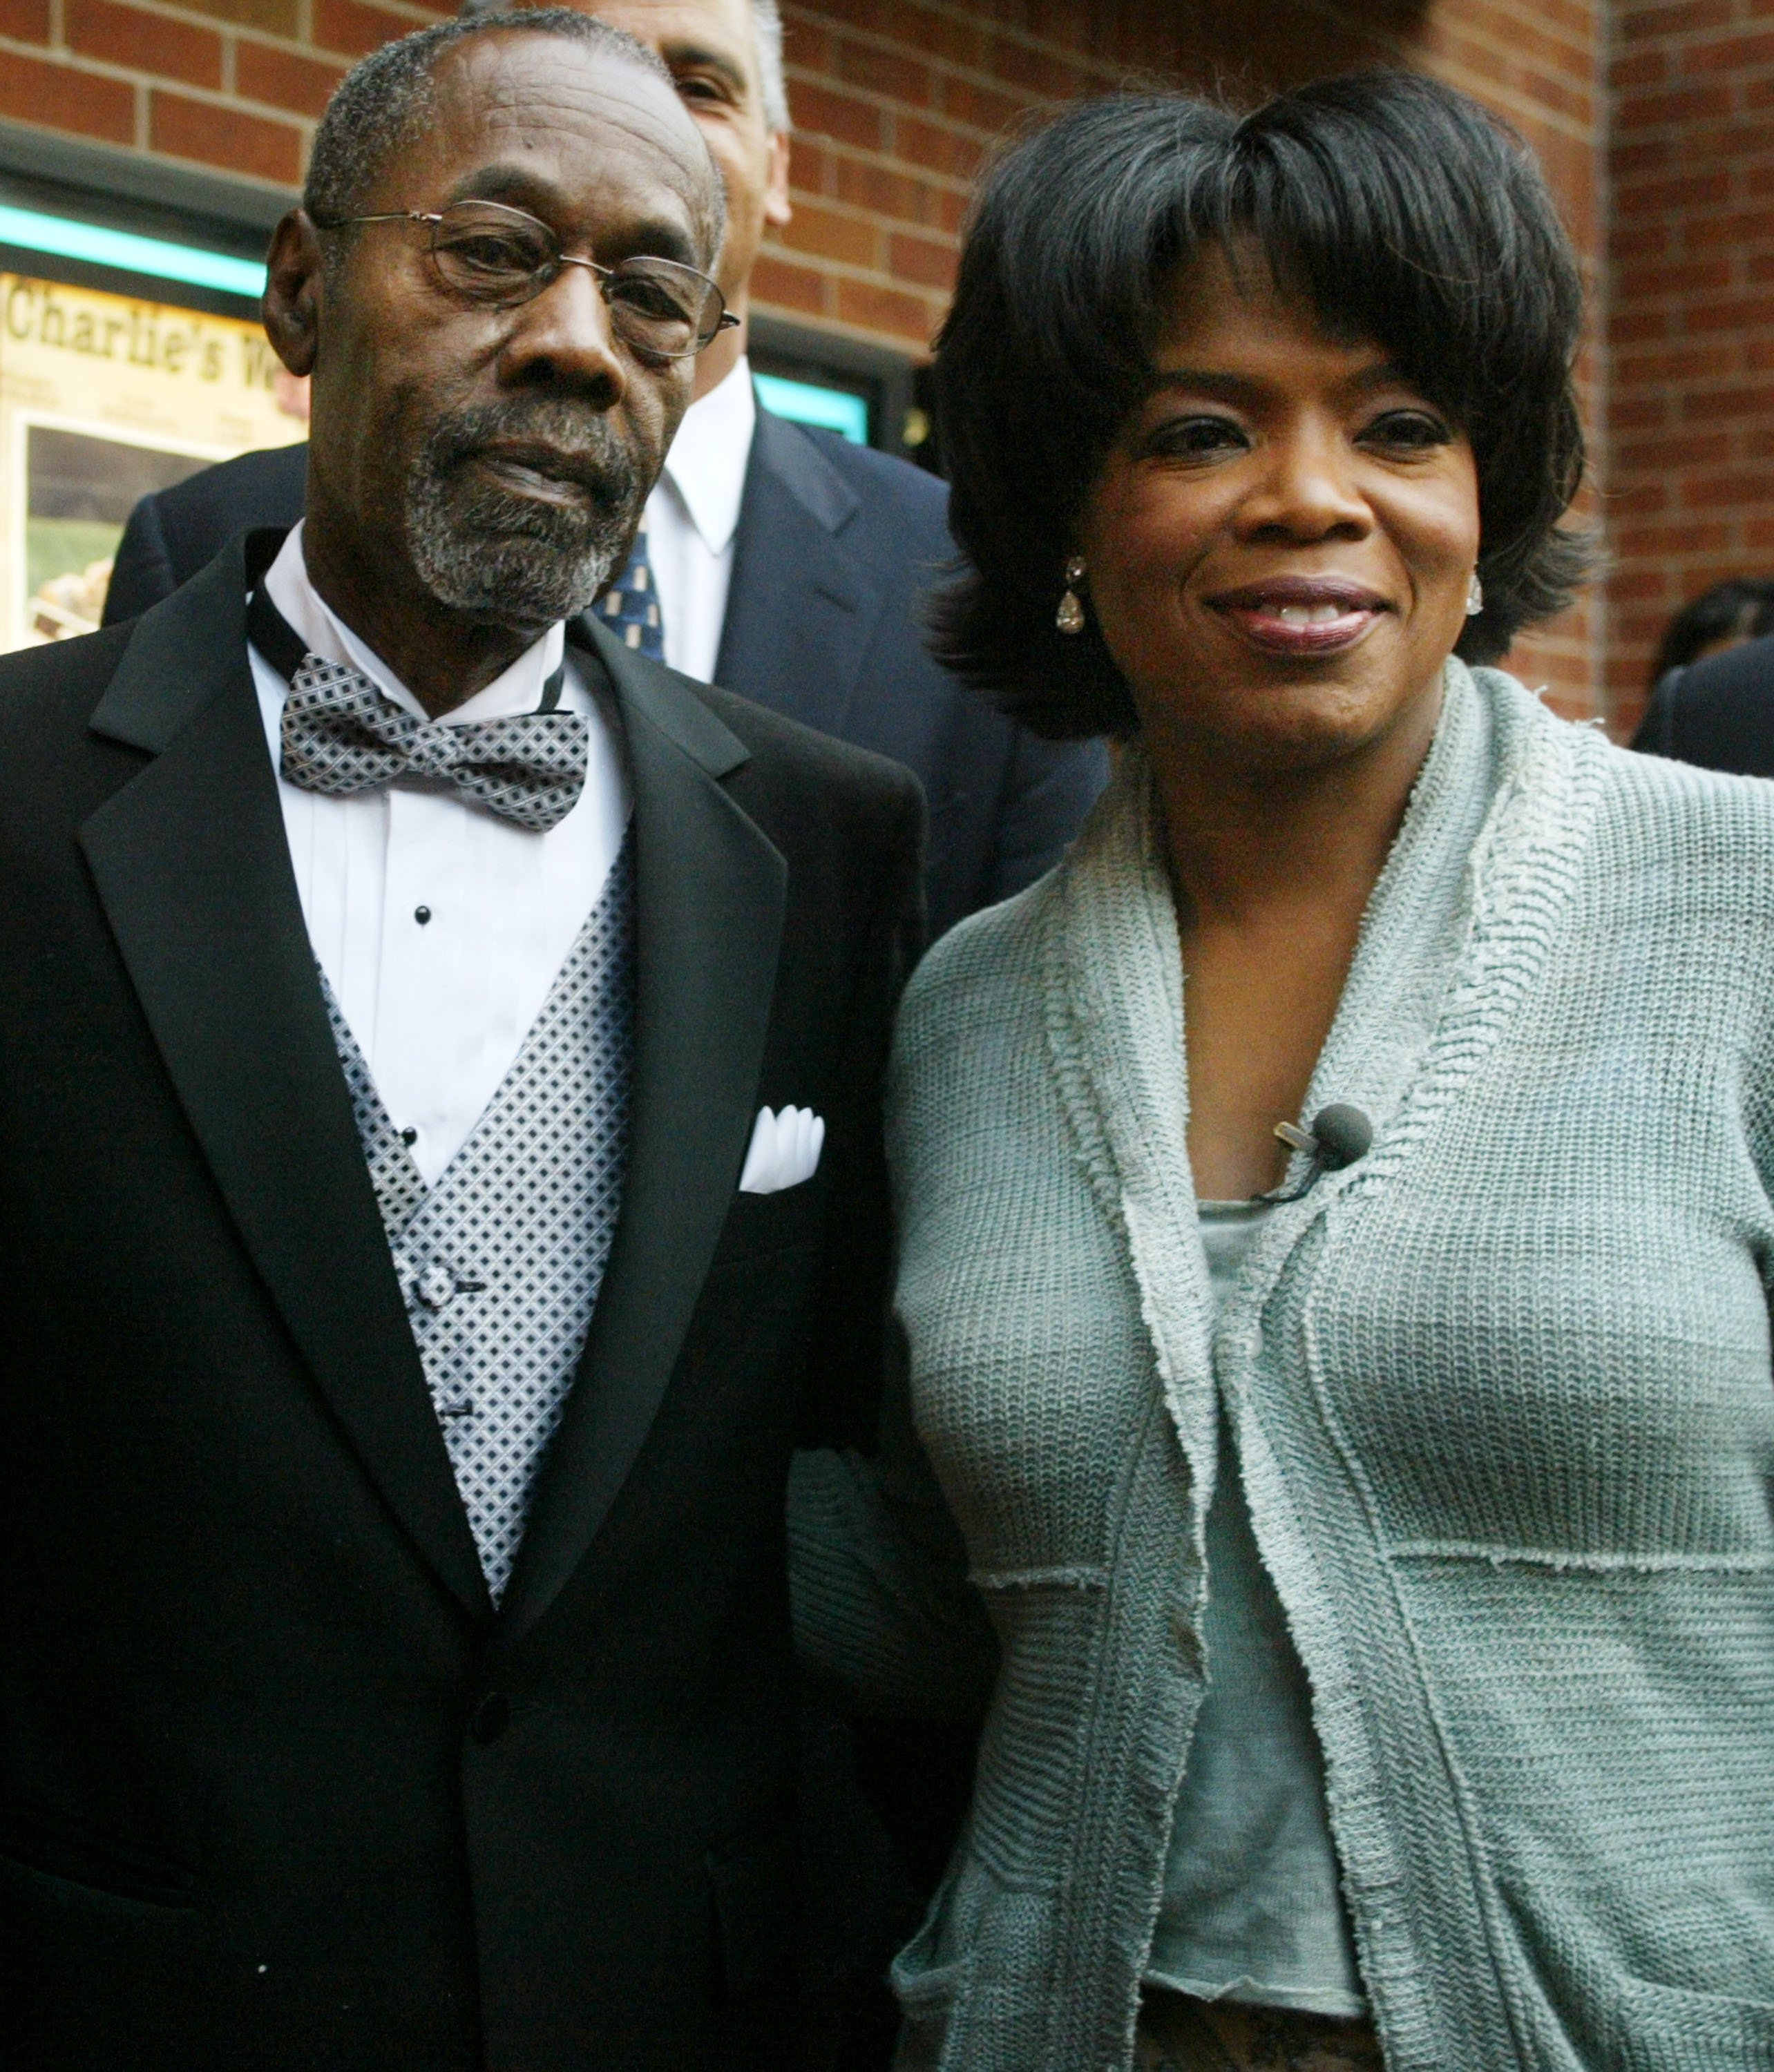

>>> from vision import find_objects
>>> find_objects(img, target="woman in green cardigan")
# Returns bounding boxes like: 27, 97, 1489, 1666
791, 72, 1774, 2072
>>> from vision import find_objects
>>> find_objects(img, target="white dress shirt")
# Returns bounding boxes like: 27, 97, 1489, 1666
644, 356, 756, 682
250, 523, 631, 1186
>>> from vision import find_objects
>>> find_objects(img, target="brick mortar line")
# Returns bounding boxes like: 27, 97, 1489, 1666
1617, 84, 1774, 118
792, 158, 970, 226
781, 0, 1186, 90
784, 58, 1040, 151
1614, 292, 1774, 307
1423, 0, 1598, 53
789, 58, 1598, 166
800, 132, 973, 198
7, 19, 354, 101
1418, 35, 1600, 105
230, 26, 347, 63
55, 0, 354, 71
0, 32, 312, 123
1615, 142, 1774, 171
1614, 83, 1774, 113
783, 184, 956, 240
1615, 35, 1774, 62
785, 12, 1163, 104
1612, 169, 1768, 190
1414, 28, 1601, 104
751, 292, 933, 354
330, 0, 436, 25
117, 137, 303, 185
760, 236, 945, 298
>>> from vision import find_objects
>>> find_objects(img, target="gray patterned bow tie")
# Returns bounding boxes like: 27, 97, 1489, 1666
279, 653, 589, 833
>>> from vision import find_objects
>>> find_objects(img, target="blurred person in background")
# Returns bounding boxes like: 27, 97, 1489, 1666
791, 74, 1774, 2072
1633, 575, 1774, 774
101, 0, 1105, 948
1649, 575, 1774, 682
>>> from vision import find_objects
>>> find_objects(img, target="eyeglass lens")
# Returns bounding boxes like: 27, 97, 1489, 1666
428, 201, 723, 356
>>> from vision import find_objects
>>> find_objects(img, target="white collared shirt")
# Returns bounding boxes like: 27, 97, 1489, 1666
644, 355, 756, 681
249, 522, 631, 1185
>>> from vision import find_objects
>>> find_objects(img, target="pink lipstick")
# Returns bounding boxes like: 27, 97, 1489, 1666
1207, 576, 1389, 657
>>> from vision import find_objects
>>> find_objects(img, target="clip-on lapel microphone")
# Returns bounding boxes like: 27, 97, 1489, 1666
1259, 1103, 1373, 1205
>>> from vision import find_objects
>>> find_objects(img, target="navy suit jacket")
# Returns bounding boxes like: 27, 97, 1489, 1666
102, 406, 1107, 941
1632, 633, 1774, 776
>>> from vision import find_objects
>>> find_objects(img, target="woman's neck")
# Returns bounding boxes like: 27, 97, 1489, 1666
1151, 682, 1442, 931
1148, 682, 1443, 1201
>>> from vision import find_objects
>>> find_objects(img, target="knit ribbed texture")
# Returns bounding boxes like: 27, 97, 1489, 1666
789, 662, 1774, 2072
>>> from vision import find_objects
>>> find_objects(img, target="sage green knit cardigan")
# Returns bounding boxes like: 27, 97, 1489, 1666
790, 661, 1774, 2072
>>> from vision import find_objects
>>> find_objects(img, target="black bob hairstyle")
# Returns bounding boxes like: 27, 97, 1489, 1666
929, 72, 1594, 739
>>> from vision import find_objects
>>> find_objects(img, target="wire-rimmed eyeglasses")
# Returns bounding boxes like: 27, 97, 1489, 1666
311, 198, 738, 360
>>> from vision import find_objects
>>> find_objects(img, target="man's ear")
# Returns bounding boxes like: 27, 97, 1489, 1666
262, 209, 325, 378
763, 129, 791, 230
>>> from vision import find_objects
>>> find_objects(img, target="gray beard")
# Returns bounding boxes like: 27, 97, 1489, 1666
403, 403, 642, 629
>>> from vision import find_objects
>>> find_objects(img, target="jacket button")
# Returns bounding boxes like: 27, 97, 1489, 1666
470, 1692, 510, 1745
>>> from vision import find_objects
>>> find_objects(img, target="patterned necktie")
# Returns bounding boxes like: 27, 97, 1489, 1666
596, 522, 665, 660
254, 587, 591, 835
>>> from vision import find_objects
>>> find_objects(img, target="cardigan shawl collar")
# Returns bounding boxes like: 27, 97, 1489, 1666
1045, 662, 1608, 1455
1034, 661, 1610, 2068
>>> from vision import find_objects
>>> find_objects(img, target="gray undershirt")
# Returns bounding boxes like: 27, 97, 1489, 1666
1144, 1198, 1366, 2017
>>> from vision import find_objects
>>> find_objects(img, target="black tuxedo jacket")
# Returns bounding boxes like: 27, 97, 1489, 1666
101, 409, 1107, 940
0, 535, 922, 2071
1632, 633, 1774, 774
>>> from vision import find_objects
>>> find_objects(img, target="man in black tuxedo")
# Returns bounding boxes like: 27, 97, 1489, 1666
0, 12, 922, 2068
1632, 631, 1774, 774
102, 0, 1105, 946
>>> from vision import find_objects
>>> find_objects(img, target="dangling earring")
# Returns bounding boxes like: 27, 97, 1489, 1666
1465, 570, 1485, 617
1056, 557, 1087, 635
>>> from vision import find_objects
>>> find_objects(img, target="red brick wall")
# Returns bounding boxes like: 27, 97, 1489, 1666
0, 0, 439, 186
1608, 0, 1774, 732
0, 0, 1606, 705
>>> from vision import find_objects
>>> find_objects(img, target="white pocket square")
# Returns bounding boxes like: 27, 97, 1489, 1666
738, 1104, 826, 1195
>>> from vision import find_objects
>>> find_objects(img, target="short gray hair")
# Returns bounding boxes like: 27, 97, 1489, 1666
305, 8, 723, 259
752, 0, 789, 135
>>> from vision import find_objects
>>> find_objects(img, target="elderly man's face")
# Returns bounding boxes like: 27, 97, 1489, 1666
288, 32, 717, 633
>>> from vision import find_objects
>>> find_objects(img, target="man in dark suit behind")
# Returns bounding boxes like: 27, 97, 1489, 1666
103, 5, 1105, 948
0, 15, 924, 2066
1632, 629, 1774, 775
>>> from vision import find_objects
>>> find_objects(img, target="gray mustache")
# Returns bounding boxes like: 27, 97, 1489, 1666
425, 405, 640, 506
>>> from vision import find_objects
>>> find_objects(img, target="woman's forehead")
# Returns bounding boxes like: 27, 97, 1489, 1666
1150, 247, 1395, 376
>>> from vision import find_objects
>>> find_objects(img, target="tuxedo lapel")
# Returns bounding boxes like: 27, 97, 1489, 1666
497, 622, 786, 1644
714, 405, 882, 737
79, 541, 491, 1620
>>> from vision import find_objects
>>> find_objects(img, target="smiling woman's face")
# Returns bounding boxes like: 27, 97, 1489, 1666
1078, 244, 1480, 780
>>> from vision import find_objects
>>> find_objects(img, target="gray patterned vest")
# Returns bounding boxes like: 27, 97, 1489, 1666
322, 833, 636, 1602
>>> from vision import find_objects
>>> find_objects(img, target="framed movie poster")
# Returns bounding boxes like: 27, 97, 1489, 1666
0, 269, 305, 650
